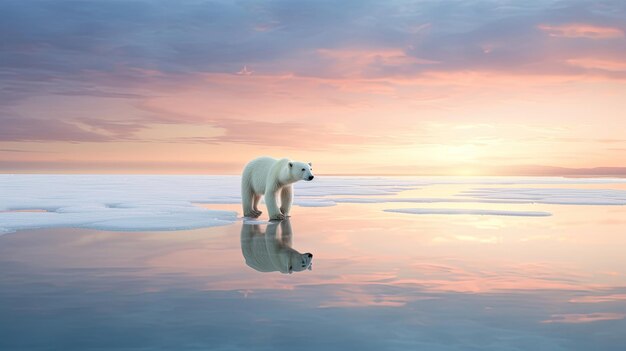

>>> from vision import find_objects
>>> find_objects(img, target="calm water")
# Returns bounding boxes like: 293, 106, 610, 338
1, 184, 626, 350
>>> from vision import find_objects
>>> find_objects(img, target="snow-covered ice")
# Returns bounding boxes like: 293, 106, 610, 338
460, 188, 626, 205
1, 175, 625, 233
0, 175, 242, 233
0, 175, 422, 233
384, 208, 552, 217
333, 197, 532, 204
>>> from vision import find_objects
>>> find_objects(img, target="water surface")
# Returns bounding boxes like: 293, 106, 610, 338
1, 181, 626, 350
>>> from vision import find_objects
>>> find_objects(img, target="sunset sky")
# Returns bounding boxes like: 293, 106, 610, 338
1, 0, 625, 175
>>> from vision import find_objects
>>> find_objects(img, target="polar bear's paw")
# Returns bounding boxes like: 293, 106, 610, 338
244, 210, 261, 218
269, 212, 285, 220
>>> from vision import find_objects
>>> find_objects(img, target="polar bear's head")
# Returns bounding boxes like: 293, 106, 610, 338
288, 161, 314, 181
240, 221, 314, 274
286, 251, 313, 273
261, 247, 312, 274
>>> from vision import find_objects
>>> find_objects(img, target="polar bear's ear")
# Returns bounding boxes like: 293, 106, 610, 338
288, 162, 293, 168
308, 162, 312, 166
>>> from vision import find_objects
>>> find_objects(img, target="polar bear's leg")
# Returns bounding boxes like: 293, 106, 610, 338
242, 185, 258, 218
280, 185, 293, 217
265, 188, 285, 220
252, 194, 262, 217
280, 219, 293, 246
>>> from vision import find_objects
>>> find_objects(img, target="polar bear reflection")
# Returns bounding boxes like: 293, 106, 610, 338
240, 220, 313, 274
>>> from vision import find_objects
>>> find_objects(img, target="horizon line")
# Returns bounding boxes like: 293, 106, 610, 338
2, 172, 626, 179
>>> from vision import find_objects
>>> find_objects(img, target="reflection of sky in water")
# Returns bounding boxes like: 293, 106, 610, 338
1, 183, 626, 350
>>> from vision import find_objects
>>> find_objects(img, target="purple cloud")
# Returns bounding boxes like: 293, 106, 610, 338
0, 116, 111, 142
1, 0, 625, 144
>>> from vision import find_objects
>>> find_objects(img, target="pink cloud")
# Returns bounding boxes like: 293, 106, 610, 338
569, 294, 626, 303
390, 277, 590, 293
317, 287, 408, 308
0, 116, 112, 142
542, 313, 625, 324
538, 24, 624, 39
567, 58, 626, 72
317, 48, 439, 78
210, 118, 377, 149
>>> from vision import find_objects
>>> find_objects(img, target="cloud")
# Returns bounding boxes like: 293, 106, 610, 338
2, 0, 626, 172
2, 0, 626, 84
1, 0, 625, 113
0, 112, 148, 143
0, 148, 51, 153
542, 313, 625, 324
570, 294, 626, 303
538, 24, 624, 39
0, 116, 111, 142
197, 116, 421, 150
55, 90, 144, 99
315, 48, 440, 79
76, 118, 146, 139
567, 58, 626, 72
486, 165, 626, 177
0, 160, 240, 173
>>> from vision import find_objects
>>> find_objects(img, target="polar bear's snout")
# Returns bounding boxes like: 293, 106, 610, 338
299, 161, 314, 181
304, 166, 314, 181
302, 252, 313, 269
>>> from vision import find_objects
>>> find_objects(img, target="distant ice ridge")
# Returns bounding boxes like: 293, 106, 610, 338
296, 176, 626, 207
459, 188, 626, 206
384, 208, 552, 217
1, 175, 626, 233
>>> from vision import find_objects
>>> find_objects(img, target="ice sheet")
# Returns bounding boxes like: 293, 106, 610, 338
0, 175, 421, 233
2, 175, 625, 233
0, 175, 243, 233
460, 188, 626, 205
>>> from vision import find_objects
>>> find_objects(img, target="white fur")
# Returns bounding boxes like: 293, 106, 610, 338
241, 156, 314, 220
240, 220, 313, 274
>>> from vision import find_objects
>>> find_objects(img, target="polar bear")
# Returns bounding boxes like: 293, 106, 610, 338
241, 156, 314, 220
240, 220, 313, 274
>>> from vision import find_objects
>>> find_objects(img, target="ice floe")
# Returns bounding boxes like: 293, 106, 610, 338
460, 188, 626, 206
384, 208, 552, 217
